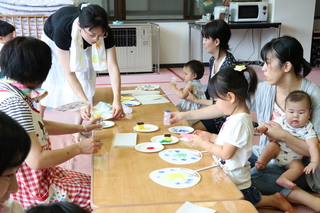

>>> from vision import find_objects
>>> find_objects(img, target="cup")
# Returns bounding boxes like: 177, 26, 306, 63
171, 77, 178, 84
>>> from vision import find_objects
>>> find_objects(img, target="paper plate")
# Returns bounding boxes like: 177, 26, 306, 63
158, 148, 203, 164
151, 135, 179, 144
121, 96, 134, 101
135, 142, 164, 153
149, 167, 201, 188
122, 100, 141, 107
133, 124, 159, 132
102, 121, 115, 128
53, 101, 90, 112
168, 126, 194, 134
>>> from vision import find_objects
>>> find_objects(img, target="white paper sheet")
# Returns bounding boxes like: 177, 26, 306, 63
176, 201, 216, 213
121, 90, 160, 96
133, 95, 170, 105
113, 133, 137, 147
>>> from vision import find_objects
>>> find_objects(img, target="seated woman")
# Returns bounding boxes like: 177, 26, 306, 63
169, 35, 320, 212
186, 20, 236, 133
0, 111, 31, 213
0, 37, 103, 212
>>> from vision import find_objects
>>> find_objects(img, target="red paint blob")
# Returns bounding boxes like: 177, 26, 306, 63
147, 147, 154, 150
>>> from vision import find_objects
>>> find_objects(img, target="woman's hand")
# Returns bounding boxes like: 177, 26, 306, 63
260, 121, 289, 142
83, 117, 102, 131
111, 100, 125, 119
169, 111, 187, 124
80, 105, 91, 120
77, 137, 103, 154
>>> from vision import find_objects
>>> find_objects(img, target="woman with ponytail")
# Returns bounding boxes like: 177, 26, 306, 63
170, 35, 320, 211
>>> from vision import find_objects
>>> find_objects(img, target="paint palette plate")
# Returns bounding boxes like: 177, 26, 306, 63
122, 100, 141, 107
158, 148, 203, 164
151, 135, 179, 144
102, 121, 115, 128
53, 101, 90, 112
133, 124, 159, 132
168, 126, 194, 134
149, 167, 201, 188
135, 142, 164, 153
121, 96, 134, 101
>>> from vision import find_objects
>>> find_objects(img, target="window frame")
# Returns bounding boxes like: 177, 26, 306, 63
107, 0, 202, 21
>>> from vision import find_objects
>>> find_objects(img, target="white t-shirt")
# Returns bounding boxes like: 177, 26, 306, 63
213, 113, 253, 190
0, 199, 24, 213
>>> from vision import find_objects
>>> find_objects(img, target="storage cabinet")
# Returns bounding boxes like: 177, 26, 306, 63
311, 30, 320, 67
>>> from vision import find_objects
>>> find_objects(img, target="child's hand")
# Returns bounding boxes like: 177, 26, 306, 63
303, 162, 319, 174
193, 130, 212, 141
189, 134, 205, 148
168, 82, 177, 89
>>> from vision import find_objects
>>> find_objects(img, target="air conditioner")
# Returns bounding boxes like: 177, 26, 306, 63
101, 23, 159, 74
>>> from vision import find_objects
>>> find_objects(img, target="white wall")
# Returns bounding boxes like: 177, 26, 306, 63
154, 0, 316, 65
155, 21, 279, 64
268, 0, 316, 62
154, 22, 190, 64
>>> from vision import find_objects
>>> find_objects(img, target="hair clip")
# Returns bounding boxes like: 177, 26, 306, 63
234, 65, 246, 71
81, 3, 91, 10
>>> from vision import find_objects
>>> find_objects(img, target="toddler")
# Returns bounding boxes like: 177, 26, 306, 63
255, 90, 320, 189
189, 65, 294, 212
169, 60, 206, 126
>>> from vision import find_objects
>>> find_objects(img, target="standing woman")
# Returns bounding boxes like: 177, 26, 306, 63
39, 2, 124, 142
186, 20, 236, 133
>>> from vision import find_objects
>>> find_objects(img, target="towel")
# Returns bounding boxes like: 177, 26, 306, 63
70, 17, 107, 72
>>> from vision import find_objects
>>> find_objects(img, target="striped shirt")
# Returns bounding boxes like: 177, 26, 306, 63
0, 80, 35, 133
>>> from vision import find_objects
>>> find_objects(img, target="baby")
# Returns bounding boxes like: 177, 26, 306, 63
255, 90, 320, 189
169, 60, 206, 126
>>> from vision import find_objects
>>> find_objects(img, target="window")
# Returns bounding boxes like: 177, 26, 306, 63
84, 0, 225, 20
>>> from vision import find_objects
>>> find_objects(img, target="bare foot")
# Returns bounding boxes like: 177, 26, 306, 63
273, 192, 295, 213
255, 161, 266, 170
276, 177, 297, 189
72, 132, 88, 143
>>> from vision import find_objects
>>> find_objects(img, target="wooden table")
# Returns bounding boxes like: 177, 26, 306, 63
91, 87, 243, 208
92, 200, 258, 213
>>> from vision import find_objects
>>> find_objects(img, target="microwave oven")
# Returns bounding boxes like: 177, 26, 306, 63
229, 2, 268, 22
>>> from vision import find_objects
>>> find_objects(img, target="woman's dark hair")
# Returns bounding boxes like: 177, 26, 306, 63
260, 35, 312, 77
0, 36, 52, 86
0, 20, 15, 37
0, 111, 31, 175
201, 19, 231, 59
184, 60, 204, 79
78, 2, 109, 32
25, 202, 87, 213
208, 65, 258, 102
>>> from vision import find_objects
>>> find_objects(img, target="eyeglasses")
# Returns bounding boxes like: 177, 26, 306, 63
82, 28, 108, 40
